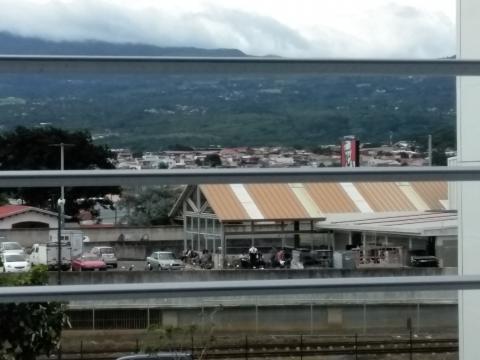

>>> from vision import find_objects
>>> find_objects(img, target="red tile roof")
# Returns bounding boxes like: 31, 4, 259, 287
0, 205, 32, 219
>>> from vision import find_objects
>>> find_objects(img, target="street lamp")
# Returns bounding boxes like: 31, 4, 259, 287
49, 143, 73, 285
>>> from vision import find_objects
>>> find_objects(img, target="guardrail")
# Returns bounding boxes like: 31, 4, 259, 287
0, 167, 478, 187
0, 56, 479, 75
0, 275, 477, 303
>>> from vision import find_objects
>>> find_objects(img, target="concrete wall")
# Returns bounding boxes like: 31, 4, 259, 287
1, 225, 183, 249
52, 267, 456, 285
436, 236, 458, 268
0, 228, 51, 247
81, 225, 183, 243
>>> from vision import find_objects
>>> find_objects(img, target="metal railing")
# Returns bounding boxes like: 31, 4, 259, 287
0, 167, 478, 187
0, 56, 479, 75
1, 276, 478, 303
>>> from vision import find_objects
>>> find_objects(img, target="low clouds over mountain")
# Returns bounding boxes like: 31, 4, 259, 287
0, 0, 455, 58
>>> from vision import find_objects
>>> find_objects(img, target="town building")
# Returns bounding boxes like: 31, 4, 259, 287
170, 181, 450, 268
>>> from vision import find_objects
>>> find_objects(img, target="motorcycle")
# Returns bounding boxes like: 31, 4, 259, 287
240, 252, 266, 269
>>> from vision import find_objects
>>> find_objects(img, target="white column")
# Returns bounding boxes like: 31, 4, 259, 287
457, 1, 480, 359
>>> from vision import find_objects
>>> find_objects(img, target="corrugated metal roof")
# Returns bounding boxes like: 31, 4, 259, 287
305, 183, 359, 213
410, 182, 447, 210
198, 181, 448, 222
355, 183, 417, 212
246, 184, 310, 220
201, 185, 248, 221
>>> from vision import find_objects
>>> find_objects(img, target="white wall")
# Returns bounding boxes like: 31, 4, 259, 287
0, 212, 57, 229
457, 1, 480, 359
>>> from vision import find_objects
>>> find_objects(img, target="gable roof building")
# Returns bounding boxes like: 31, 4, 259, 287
170, 182, 450, 268
0, 205, 60, 229
171, 181, 448, 222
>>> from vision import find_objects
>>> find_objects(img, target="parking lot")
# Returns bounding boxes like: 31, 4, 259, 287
114, 260, 147, 271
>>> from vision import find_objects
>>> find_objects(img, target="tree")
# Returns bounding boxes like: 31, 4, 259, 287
0, 265, 68, 360
118, 186, 182, 226
0, 126, 119, 216
204, 154, 222, 167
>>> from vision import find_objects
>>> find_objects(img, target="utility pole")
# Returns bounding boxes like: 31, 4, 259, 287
428, 134, 433, 166
49, 143, 73, 285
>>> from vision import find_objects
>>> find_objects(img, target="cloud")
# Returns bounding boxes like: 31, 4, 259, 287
0, 0, 455, 58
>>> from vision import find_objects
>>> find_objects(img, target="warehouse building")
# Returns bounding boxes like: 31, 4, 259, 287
170, 181, 451, 268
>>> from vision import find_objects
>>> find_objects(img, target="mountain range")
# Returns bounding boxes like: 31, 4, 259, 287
0, 31, 247, 57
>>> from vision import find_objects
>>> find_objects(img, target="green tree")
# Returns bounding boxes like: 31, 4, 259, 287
204, 154, 222, 167
0, 265, 68, 360
0, 126, 119, 216
118, 186, 182, 226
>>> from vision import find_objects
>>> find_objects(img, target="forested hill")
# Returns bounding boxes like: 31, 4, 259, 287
0, 33, 455, 150
0, 32, 247, 57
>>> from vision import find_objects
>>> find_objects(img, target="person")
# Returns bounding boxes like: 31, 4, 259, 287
200, 249, 213, 269
269, 247, 277, 267
275, 248, 286, 267
248, 245, 258, 266
182, 246, 193, 262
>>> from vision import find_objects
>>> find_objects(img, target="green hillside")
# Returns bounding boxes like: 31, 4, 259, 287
0, 73, 455, 151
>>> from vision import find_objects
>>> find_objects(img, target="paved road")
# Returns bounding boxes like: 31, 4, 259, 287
114, 260, 147, 271
114, 260, 201, 272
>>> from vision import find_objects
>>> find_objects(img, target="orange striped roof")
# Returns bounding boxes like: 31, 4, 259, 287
410, 182, 447, 210
198, 182, 448, 222
355, 183, 417, 212
304, 183, 358, 213
246, 184, 310, 220
201, 185, 248, 221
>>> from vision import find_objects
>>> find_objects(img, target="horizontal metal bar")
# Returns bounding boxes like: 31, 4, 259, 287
0, 56, 479, 75
0, 275, 476, 303
0, 167, 477, 188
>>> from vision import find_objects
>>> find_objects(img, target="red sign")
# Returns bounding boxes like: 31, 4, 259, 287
341, 139, 360, 167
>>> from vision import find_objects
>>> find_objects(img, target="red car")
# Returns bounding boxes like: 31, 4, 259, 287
72, 253, 107, 271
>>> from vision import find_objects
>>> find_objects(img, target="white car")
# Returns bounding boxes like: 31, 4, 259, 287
146, 251, 185, 271
0, 241, 25, 255
1, 253, 30, 273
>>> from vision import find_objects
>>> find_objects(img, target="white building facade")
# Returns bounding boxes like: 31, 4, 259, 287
457, 1, 480, 358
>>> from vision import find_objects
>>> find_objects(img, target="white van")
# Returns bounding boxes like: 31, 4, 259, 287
49, 229, 86, 259
30, 242, 72, 270
91, 246, 118, 268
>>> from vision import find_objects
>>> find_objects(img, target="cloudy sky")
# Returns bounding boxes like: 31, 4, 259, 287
0, 0, 456, 58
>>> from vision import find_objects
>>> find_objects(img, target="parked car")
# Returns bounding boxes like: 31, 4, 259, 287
0, 241, 25, 255
91, 246, 118, 268
409, 250, 439, 267
71, 253, 107, 271
116, 352, 192, 360
146, 251, 185, 271
1, 253, 30, 273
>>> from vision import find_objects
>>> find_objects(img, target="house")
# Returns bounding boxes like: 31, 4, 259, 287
0, 205, 59, 229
